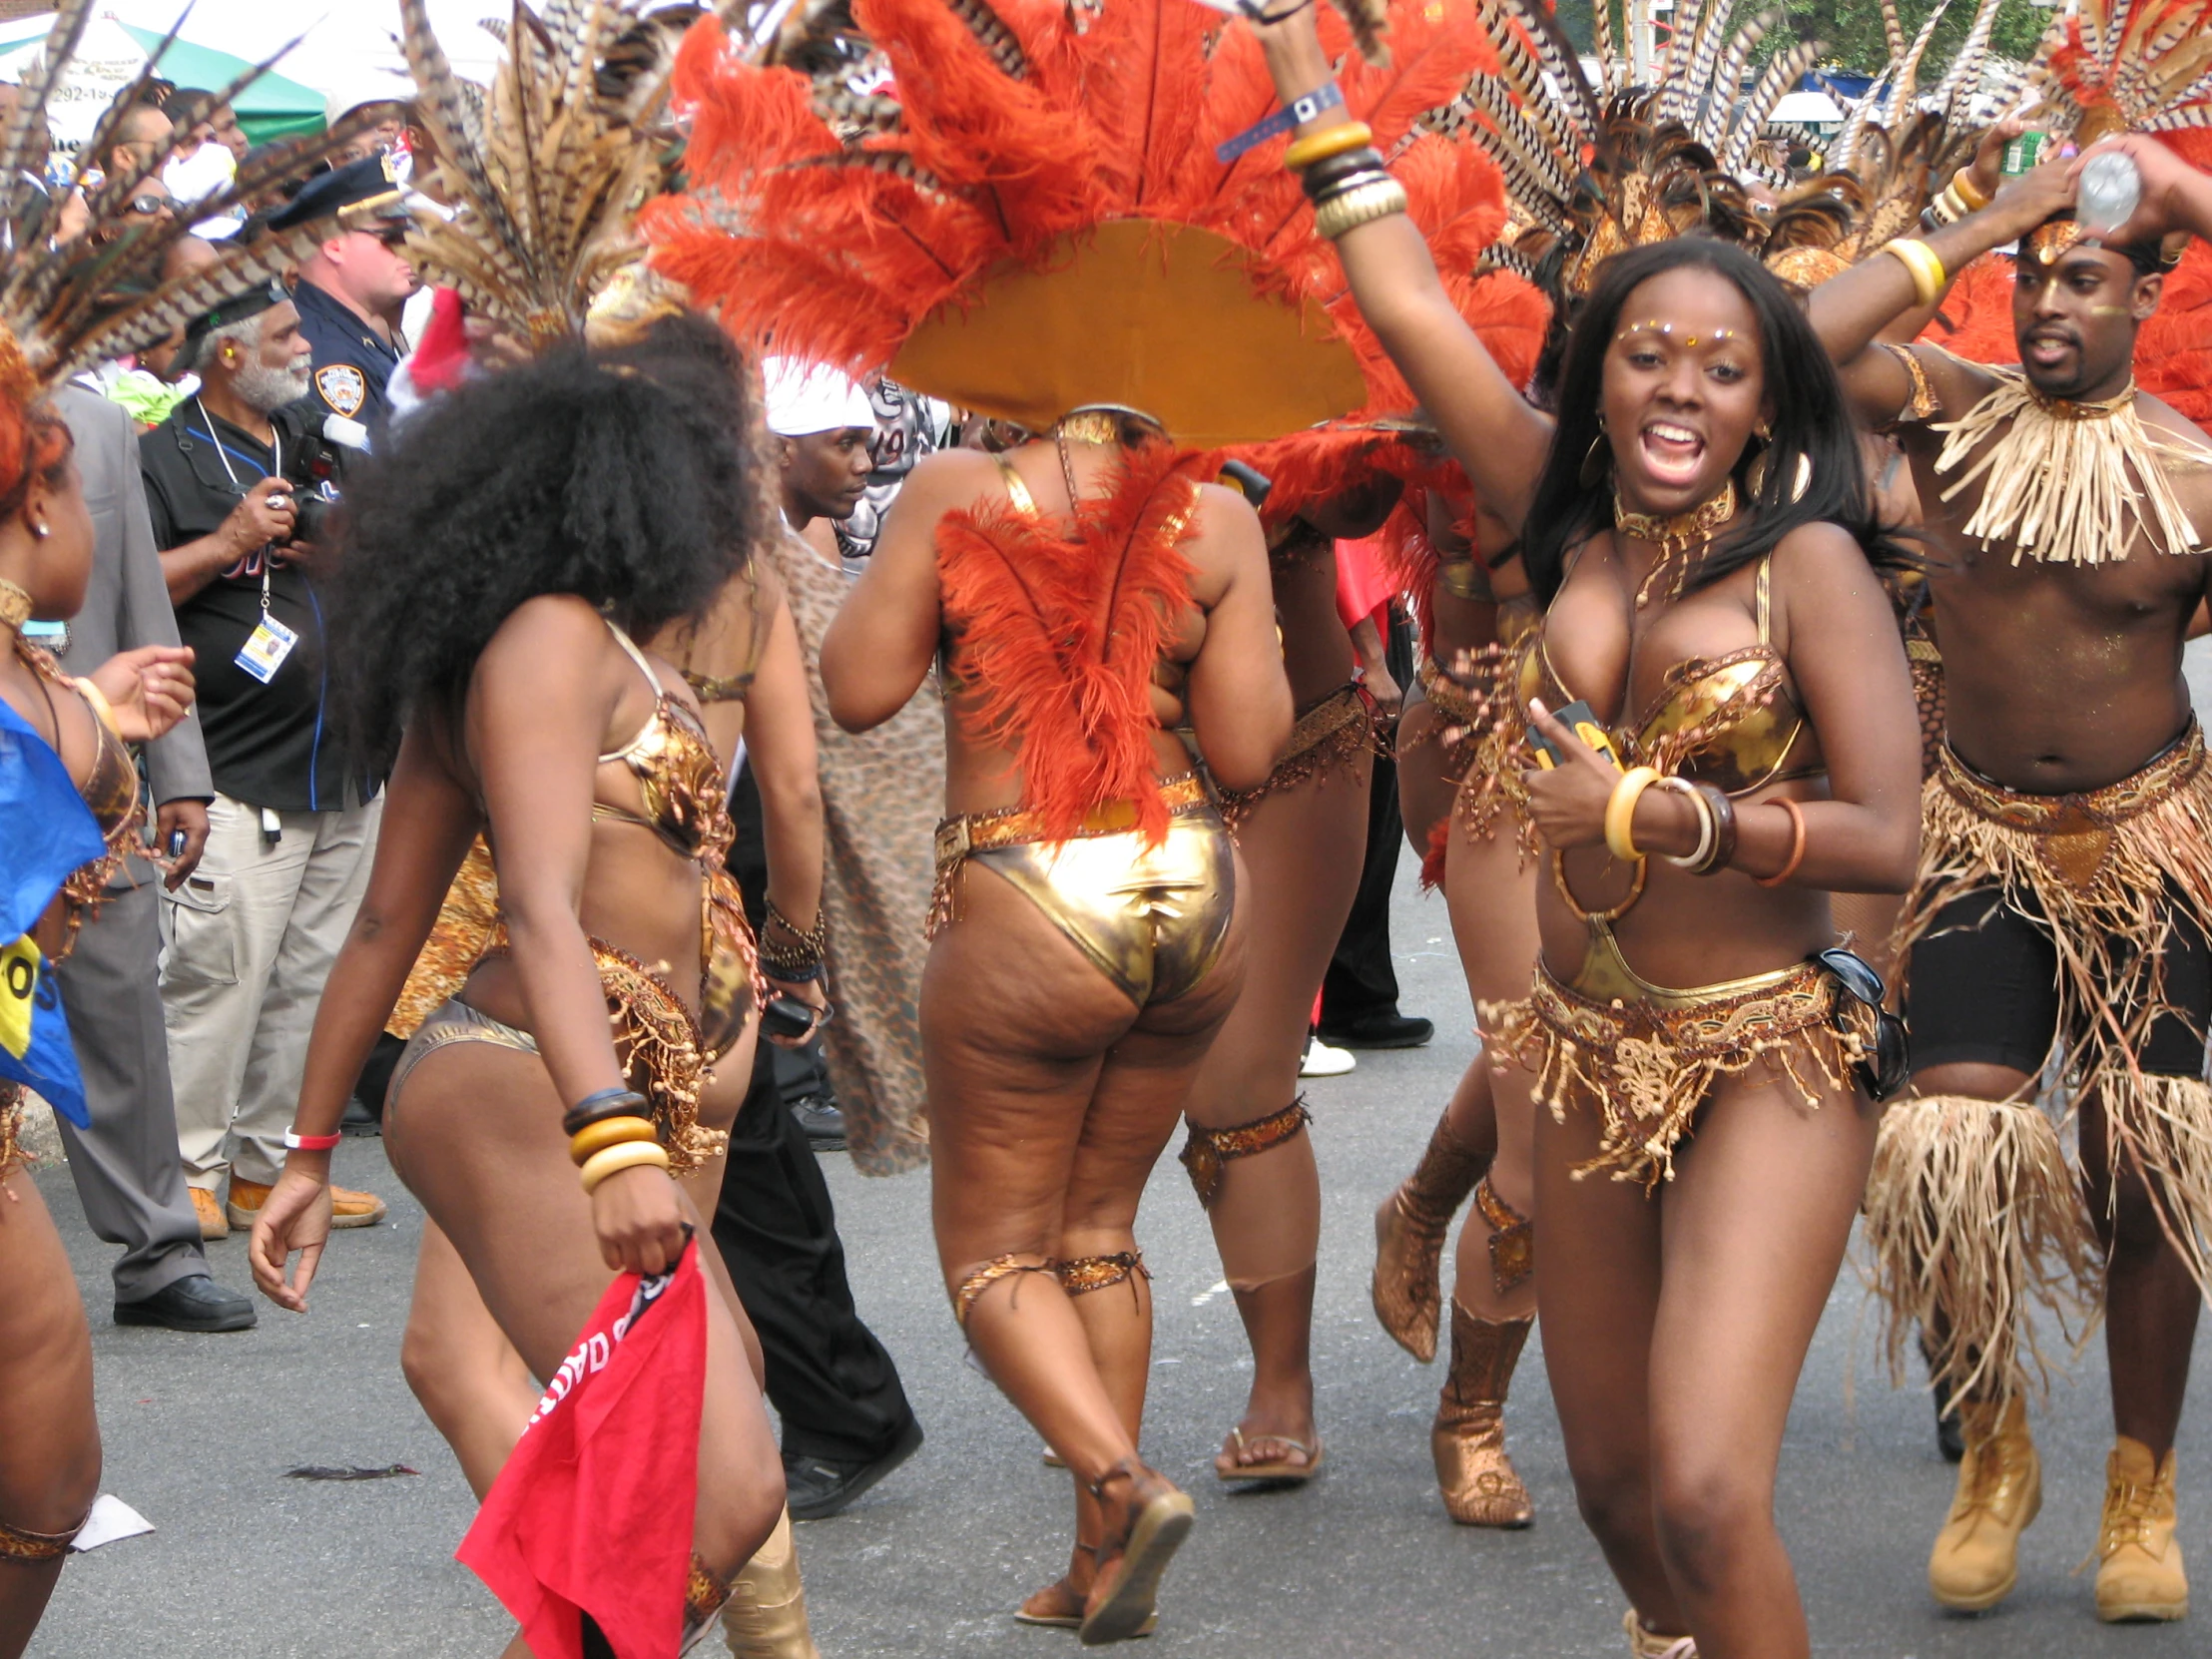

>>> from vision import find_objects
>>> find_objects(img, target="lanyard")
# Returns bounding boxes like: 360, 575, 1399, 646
194, 397, 281, 615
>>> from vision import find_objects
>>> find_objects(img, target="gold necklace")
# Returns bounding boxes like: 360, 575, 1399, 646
1613, 478, 1738, 609
0, 576, 29, 634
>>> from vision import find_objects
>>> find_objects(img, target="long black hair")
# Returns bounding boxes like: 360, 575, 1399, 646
330, 313, 763, 772
1521, 238, 1895, 605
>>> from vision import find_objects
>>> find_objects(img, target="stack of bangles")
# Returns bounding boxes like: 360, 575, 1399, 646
564, 1087, 669, 1193
760, 900, 828, 983
1282, 111, 1407, 242
1920, 167, 1991, 232
1880, 236, 1947, 308
1601, 766, 1807, 885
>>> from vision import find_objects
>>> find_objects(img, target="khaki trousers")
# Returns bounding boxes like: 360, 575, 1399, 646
162, 793, 380, 1189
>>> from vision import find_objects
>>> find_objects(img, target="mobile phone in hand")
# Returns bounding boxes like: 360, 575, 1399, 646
1526, 700, 1623, 769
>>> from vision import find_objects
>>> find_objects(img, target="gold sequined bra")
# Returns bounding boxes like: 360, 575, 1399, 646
594, 621, 736, 869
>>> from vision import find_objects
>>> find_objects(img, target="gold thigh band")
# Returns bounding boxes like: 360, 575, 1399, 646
1179, 1098, 1312, 1208
1056, 1250, 1150, 1297
1474, 1176, 1533, 1295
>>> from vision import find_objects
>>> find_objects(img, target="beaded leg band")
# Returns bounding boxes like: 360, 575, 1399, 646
0, 1510, 85, 1562
950, 1253, 1058, 1328
1057, 1251, 1150, 1298
1473, 1176, 1533, 1296
1180, 1099, 1312, 1209
681, 1552, 734, 1652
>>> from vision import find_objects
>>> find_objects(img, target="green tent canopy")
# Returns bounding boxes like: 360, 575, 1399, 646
115, 24, 323, 145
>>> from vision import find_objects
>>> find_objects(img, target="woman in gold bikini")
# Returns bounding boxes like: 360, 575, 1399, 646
1253, 10, 1921, 1655
825, 409, 1289, 1639
246, 326, 788, 1652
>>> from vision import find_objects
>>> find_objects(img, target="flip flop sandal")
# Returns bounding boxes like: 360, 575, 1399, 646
1014, 1578, 1156, 1636
1214, 1425, 1326, 1485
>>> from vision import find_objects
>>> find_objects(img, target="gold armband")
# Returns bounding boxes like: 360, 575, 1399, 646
1881, 238, 1946, 308
1604, 766, 1662, 862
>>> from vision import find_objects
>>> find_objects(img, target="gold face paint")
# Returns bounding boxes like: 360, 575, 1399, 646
1613, 320, 1740, 345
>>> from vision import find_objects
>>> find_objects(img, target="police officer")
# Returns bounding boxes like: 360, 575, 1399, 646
267, 157, 418, 436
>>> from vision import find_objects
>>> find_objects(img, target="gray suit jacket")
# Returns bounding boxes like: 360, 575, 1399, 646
53, 383, 212, 814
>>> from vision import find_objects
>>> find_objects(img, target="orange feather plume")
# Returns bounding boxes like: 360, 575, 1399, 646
935, 445, 1209, 844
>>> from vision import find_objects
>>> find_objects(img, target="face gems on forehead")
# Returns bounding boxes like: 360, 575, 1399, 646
1614, 320, 1740, 349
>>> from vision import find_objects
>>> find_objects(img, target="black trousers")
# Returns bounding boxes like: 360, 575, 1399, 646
713, 763, 917, 1465
713, 1033, 917, 1464
1321, 606, 1414, 1025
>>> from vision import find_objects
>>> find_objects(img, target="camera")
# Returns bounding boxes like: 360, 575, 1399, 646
276, 413, 352, 547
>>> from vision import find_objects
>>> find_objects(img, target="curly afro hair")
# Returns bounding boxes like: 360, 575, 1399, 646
329, 313, 764, 772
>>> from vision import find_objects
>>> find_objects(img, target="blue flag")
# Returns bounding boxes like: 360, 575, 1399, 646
0, 695, 106, 1128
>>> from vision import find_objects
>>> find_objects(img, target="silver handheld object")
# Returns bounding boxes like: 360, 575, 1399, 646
2077, 151, 2141, 238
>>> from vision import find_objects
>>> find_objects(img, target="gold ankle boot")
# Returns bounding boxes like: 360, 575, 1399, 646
722, 1508, 825, 1658
1928, 1394, 2039, 1611
1374, 1107, 1488, 1363
2094, 1435, 2188, 1622
1432, 1303, 1533, 1527
1621, 1607, 1697, 1657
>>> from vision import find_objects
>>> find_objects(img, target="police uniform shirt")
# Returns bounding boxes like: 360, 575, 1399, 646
138, 401, 350, 814
292, 276, 402, 433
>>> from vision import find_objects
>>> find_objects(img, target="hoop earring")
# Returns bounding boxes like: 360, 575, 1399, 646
1747, 448, 1812, 504
1577, 422, 1610, 490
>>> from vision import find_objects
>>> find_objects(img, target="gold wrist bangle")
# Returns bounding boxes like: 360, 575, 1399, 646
1314, 176, 1408, 242
1604, 766, 1662, 862
579, 1139, 671, 1194
569, 1115, 658, 1165
1949, 167, 1990, 212
1284, 121, 1374, 172
70, 676, 121, 738
1881, 238, 1946, 307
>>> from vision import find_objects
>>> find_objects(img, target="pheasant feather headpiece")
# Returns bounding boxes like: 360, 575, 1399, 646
1450, 0, 1820, 299
398, 0, 725, 349
2017, 0, 2212, 264
0, 0, 375, 398
644, 0, 1528, 446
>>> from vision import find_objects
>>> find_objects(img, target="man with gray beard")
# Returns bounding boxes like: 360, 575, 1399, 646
138, 284, 389, 1242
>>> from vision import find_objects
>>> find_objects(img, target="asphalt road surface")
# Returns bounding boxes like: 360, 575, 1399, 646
32, 853, 2212, 1658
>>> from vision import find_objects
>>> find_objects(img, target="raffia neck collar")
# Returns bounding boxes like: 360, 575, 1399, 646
2028, 378, 2137, 421
1613, 479, 1739, 608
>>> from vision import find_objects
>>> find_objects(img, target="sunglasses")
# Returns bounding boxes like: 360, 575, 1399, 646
1816, 946, 1909, 1102
126, 194, 171, 216
358, 226, 410, 250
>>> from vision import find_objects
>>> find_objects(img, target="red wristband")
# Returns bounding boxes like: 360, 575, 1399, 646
283, 1131, 342, 1152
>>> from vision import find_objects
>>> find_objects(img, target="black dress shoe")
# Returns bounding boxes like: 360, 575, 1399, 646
115, 1273, 257, 1333
1318, 1011, 1435, 1050
784, 1417, 922, 1520
790, 1095, 846, 1150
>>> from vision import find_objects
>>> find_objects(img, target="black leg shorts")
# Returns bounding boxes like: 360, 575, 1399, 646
1905, 882, 2212, 1082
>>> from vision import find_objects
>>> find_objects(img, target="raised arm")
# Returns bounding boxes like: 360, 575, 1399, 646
2076, 134, 2212, 249
1808, 158, 2076, 426
1248, 8, 1554, 531
823, 450, 973, 733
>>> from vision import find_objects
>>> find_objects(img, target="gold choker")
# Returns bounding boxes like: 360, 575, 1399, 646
1054, 410, 1123, 446
1613, 479, 1738, 608
0, 576, 30, 634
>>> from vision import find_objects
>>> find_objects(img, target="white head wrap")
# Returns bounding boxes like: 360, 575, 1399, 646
762, 357, 876, 437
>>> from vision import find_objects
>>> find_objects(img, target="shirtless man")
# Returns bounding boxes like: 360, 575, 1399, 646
1811, 148, 2212, 1623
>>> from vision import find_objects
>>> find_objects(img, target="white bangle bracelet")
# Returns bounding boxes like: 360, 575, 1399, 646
1655, 777, 1715, 870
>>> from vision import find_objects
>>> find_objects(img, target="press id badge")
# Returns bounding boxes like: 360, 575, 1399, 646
235, 612, 298, 683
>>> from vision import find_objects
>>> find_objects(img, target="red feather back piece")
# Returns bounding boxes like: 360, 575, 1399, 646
935, 445, 1209, 844
2139, 132, 2212, 427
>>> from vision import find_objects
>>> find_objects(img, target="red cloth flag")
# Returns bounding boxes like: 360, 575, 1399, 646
458, 1239, 707, 1659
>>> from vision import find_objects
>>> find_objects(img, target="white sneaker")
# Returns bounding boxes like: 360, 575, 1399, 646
1300, 1036, 1357, 1078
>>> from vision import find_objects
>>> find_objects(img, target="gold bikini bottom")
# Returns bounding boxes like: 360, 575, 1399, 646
929, 775, 1236, 1008
1483, 919, 1870, 1188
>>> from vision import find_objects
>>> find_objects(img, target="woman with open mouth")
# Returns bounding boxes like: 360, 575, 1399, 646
1251, 7, 1923, 1655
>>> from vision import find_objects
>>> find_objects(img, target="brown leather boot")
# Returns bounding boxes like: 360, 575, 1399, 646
1373, 1107, 1488, 1363
721, 1507, 825, 1657
1928, 1395, 2039, 1611
2094, 1435, 2188, 1622
1432, 1302, 1533, 1528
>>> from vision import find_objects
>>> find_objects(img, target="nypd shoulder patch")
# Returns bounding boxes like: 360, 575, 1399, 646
314, 364, 366, 418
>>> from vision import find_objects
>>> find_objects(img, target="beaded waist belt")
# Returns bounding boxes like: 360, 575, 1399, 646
1416, 657, 1483, 728
933, 773, 1212, 867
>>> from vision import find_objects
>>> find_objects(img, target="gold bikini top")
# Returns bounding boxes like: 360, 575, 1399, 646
679, 567, 781, 705
1512, 557, 1819, 798
593, 620, 737, 869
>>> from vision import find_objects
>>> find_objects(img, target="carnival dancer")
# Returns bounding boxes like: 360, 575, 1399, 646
646, 0, 1535, 1635
0, 7, 400, 1643
1250, 6, 1923, 1654
1812, 0, 2212, 1620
